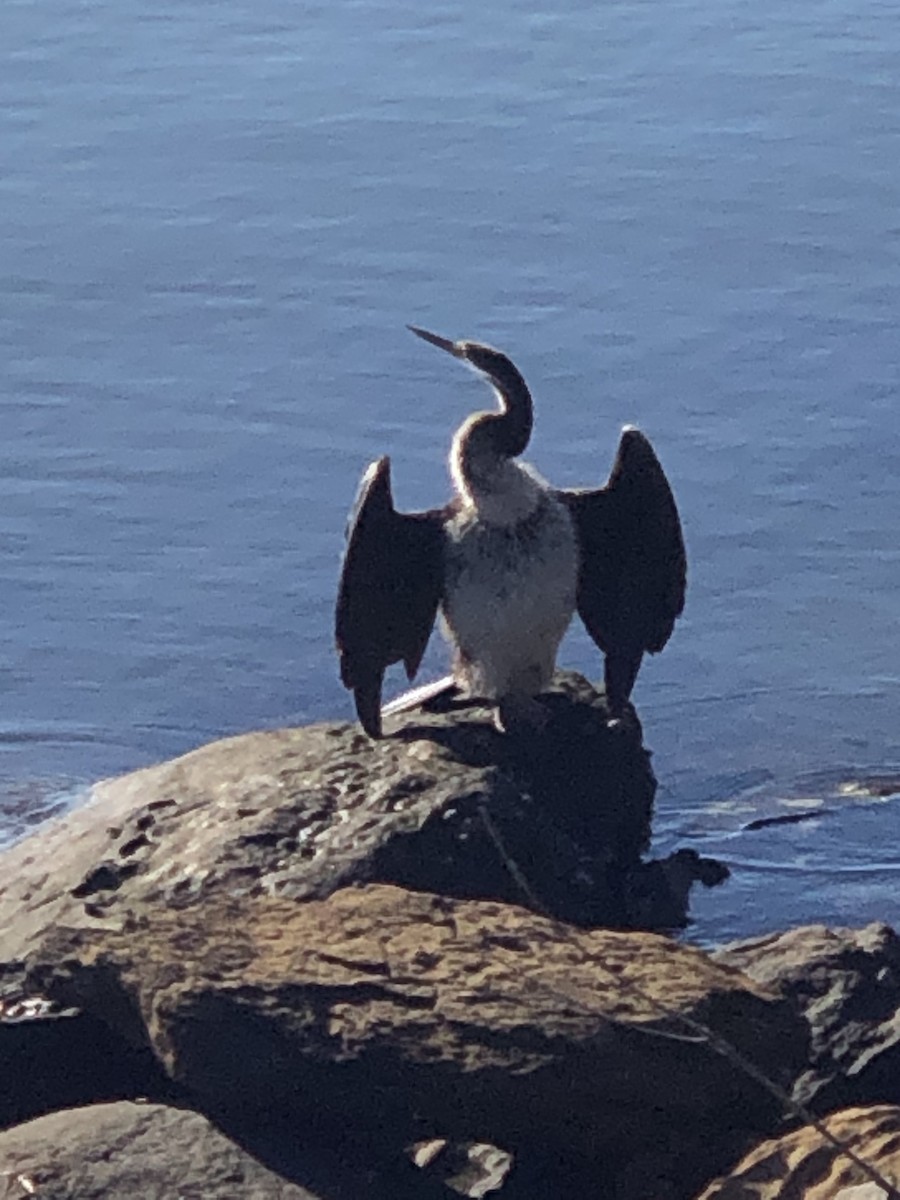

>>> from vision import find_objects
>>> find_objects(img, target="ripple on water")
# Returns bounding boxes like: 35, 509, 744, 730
0, 720, 211, 850
661, 765, 900, 947
0, 775, 89, 850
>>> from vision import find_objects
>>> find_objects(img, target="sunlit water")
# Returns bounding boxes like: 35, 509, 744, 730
1, 0, 898, 943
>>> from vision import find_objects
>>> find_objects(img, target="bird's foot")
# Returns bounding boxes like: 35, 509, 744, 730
494, 694, 550, 736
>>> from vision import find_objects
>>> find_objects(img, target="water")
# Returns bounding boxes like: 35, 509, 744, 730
1, 0, 898, 942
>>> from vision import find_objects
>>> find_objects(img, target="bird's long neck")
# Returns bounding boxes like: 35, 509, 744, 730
450, 372, 542, 526
486, 362, 533, 458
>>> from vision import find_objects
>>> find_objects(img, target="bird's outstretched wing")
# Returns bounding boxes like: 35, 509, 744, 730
558, 428, 686, 712
335, 457, 446, 737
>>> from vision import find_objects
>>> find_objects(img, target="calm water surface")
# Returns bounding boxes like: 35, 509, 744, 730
1, 0, 898, 942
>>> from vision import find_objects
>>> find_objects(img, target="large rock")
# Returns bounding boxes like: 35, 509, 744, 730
0, 674, 725, 987
25, 883, 807, 1199
696, 1104, 900, 1199
0, 676, 742, 1196
715, 924, 900, 1113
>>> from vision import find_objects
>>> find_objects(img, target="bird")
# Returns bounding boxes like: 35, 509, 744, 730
335, 326, 686, 738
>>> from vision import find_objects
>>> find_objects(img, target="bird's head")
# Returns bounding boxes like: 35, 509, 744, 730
408, 325, 533, 462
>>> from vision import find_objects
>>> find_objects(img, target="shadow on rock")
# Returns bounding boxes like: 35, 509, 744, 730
380, 671, 728, 929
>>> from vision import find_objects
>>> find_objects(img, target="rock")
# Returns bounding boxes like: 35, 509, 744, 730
0, 676, 744, 1196
412, 1139, 514, 1197
0, 674, 726, 984
24, 883, 807, 1199
715, 923, 900, 1113
695, 1103, 900, 1199
840, 776, 900, 800
0, 1100, 350, 1199
835, 1187, 894, 1200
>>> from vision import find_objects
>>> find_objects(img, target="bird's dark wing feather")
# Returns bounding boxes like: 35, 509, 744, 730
558, 428, 686, 710
335, 456, 446, 737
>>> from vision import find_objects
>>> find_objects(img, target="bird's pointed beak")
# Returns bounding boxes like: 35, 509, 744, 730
407, 325, 463, 357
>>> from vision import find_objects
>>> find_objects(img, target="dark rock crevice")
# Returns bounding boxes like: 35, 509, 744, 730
0, 1008, 180, 1132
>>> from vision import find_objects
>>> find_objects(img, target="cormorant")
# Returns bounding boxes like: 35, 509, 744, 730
335, 327, 686, 737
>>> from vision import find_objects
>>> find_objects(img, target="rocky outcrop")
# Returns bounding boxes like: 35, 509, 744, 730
696, 1104, 900, 1199
0, 673, 725, 991
22, 884, 805, 1199
7, 674, 898, 1197
715, 923, 900, 1114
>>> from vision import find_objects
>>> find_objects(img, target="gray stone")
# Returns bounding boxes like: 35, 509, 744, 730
715, 923, 900, 1112
0, 1101, 323, 1199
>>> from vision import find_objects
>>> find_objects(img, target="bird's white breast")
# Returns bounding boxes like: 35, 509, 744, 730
441, 470, 579, 700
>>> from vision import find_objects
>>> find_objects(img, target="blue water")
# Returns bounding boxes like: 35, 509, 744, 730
1, 0, 898, 941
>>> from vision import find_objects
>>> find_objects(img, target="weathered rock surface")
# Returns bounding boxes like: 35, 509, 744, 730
24, 883, 807, 1199
0, 1101, 333, 1199
716, 923, 900, 1113
2, 675, 899, 1199
0, 674, 819, 1199
0, 674, 726, 990
696, 1104, 900, 1199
